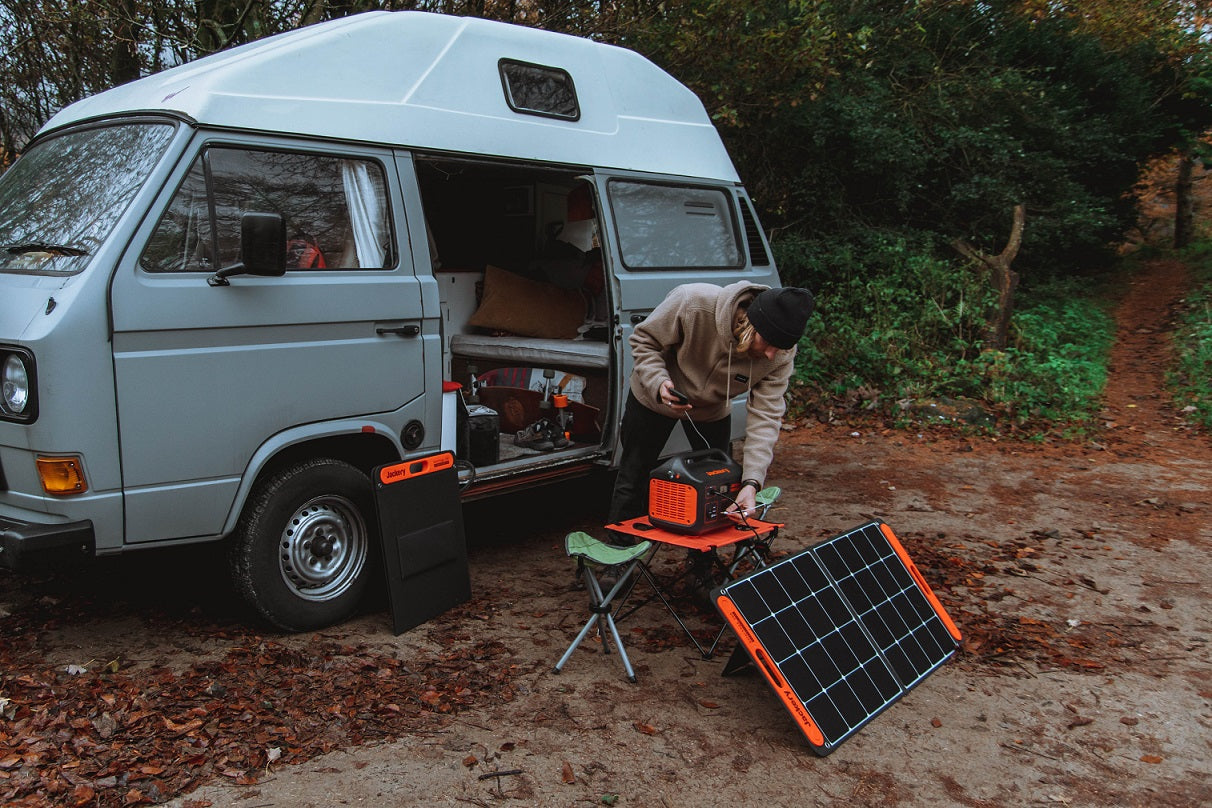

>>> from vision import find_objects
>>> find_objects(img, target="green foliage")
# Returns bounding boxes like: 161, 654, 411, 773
1169, 243, 1212, 429
971, 280, 1115, 424
779, 234, 1116, 428
778, 230, 991, 400
639, 0, 1212, 278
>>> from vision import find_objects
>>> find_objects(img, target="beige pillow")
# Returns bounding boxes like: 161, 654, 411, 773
468, 265, 586, 339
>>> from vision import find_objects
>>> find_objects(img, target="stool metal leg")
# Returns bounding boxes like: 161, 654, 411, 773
553, 560, 640, 683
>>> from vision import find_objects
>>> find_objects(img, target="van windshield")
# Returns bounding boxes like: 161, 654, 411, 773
0, 122, 176, 276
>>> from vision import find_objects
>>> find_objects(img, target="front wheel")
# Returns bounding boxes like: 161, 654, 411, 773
230, 458, 376, 632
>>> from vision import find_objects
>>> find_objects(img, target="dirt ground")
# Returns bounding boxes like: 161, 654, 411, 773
2, 257, 1210, 807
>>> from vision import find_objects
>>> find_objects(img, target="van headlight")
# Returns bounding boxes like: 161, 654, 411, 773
1, 349, 37, 422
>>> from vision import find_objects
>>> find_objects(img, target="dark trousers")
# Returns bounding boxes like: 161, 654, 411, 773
607, 390, 732, 525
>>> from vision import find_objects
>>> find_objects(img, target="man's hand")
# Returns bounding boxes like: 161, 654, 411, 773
726, 484, 758, 516
659, 379, 692, 413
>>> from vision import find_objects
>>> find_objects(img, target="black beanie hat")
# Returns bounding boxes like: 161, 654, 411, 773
746, 287, 815, 350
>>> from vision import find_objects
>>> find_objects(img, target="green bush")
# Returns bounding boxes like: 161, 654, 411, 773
973, 282, 1115, 424
777, 232, 1116, 430
1169, 245, 1212, 429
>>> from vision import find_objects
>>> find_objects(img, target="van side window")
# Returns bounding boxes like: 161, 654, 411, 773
140, 147, 392, 273
607, 181, 742, 270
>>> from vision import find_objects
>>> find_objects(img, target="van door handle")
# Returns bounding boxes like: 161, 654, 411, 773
376, 325, 420, 337
630, 313, 647, 324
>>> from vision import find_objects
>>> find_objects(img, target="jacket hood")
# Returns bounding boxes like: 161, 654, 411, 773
713, 280, 768, 349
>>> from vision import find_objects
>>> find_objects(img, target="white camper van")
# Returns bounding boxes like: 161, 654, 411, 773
0, 11, 782, 631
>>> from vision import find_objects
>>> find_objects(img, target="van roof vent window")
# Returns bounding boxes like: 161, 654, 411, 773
740, 197, 771, 266
499, 59, 580, 121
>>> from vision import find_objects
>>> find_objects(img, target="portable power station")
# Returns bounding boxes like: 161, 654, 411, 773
647, 449, 743, 534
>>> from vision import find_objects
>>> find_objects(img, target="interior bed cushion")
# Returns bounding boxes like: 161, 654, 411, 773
450, 333, 610, 370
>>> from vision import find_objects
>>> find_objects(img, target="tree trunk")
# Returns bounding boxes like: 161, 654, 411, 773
953, 204, 1026, 350
1174, 149, 1195, 250
109, 2, 141, 87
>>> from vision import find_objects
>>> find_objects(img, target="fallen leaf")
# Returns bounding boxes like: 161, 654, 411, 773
561, 761, 576, 784
633, 721, 657, 735
463, 755, 478, 768
163, 717, 204, 737
930, 717, 943, 728
698, 700, 720, 709
1067, 717, 1093, 729
1140, 754, 1163, 764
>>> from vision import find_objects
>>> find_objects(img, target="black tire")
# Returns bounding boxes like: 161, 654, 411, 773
230, 458, 375, 632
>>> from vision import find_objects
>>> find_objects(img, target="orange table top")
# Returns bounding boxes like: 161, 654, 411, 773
606, 515, 782, 551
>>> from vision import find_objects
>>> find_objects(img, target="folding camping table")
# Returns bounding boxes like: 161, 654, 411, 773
605, 514, 783, 659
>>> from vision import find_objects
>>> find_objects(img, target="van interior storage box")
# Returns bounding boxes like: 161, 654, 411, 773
466, 405, 500, 466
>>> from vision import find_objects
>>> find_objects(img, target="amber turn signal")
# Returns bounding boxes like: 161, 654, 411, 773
36, 456, 88, 496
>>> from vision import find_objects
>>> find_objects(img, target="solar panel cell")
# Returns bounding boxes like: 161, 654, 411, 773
805, 692, 847, 740
753, 571, 794, 612
754, 616, 797, 661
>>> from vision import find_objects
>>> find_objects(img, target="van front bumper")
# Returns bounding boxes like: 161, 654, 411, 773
0, 515, 95, 570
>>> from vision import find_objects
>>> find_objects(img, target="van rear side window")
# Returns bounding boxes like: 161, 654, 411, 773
141, 148, 392, 273
608, 181, 742, 270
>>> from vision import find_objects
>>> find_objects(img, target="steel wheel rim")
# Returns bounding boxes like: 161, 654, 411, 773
278, 494, 368, 601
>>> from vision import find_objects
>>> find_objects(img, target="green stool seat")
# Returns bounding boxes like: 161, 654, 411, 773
755, 486, 780, 514
565, 531, 651, 565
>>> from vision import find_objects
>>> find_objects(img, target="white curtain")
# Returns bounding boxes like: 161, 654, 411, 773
340, 161, 386, 268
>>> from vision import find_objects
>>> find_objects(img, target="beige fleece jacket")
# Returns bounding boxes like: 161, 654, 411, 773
628, 281, 796, 486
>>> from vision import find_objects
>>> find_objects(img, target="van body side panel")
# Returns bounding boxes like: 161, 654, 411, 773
110, 133, 425, 543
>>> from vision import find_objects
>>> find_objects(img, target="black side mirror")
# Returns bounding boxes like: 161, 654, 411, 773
208, 212, 287, 287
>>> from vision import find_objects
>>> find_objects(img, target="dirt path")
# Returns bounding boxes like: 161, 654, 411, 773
1100, 257, 1198, 457
3, 259, 1210, 807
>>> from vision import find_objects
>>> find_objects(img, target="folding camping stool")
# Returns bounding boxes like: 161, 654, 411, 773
554, 531, 653, 683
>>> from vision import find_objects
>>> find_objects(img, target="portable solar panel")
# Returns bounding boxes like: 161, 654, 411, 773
374, 451, 471, 635
713, 521, 961, 755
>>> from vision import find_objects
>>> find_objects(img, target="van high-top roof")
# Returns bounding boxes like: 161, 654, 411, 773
41, 11, 740, 183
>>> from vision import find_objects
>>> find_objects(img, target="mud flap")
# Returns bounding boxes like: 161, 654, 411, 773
374, 452, 471, 635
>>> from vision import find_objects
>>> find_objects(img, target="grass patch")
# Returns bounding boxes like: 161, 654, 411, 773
1169, 241, 1212, 430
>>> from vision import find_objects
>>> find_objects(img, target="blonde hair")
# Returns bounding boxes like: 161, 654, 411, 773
733, 307, 757, 354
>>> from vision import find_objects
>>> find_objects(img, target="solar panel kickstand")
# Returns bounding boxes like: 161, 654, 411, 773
721, 644, 754, 677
